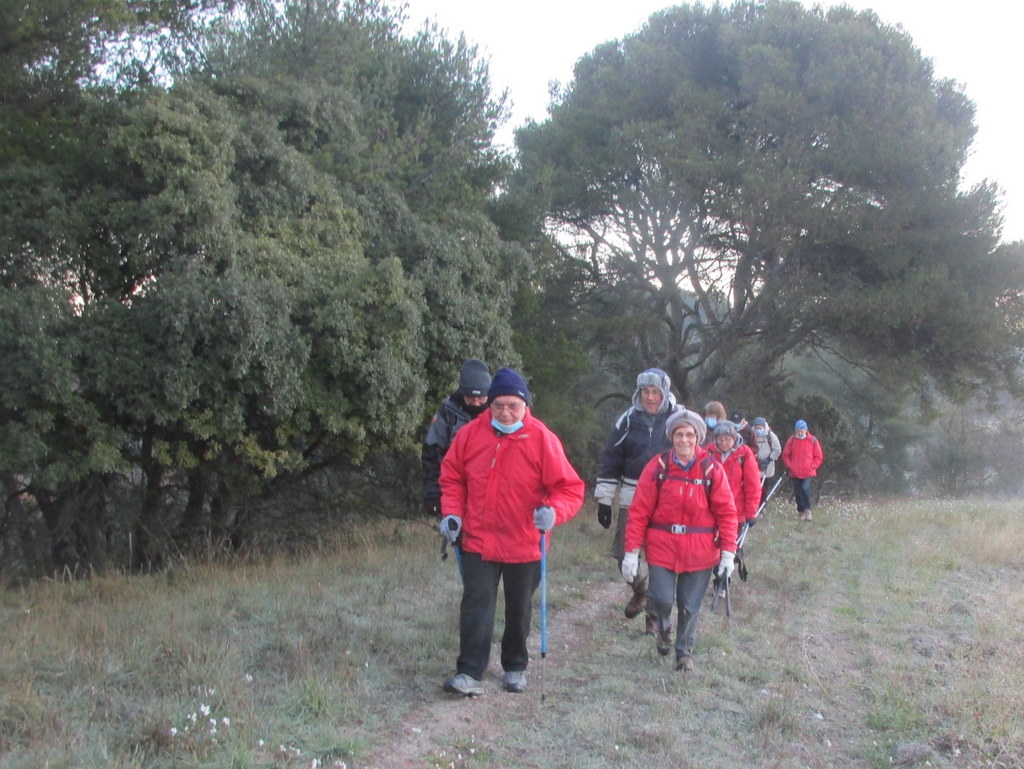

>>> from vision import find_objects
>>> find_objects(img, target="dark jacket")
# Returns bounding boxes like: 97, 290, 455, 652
595, 404, 682, 508
422, 393, 483, 508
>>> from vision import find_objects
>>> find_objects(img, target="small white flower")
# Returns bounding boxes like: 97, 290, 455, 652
169, 727, 178, 737
200, 704, 211, 716
221, 717, 230, 726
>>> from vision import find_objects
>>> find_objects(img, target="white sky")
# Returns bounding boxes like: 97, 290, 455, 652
401, 0, 1024, 243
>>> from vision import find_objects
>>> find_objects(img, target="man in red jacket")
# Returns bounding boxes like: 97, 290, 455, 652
438, 367, 585, 696
781, 419, 824, 521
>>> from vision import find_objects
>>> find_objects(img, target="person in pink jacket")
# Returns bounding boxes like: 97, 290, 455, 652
781, 419, 824, 521
621, 409, 738, 672
438, 367, 585, 696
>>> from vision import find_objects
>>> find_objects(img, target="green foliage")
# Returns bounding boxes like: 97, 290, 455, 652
514, 0, 1022, 407
0, 0, 521, 575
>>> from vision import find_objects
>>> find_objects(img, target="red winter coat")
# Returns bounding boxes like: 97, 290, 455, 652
709, 444, 761, 523
781, 433, 824, 478
624, 446, 738, 573
439, 409, 585, 563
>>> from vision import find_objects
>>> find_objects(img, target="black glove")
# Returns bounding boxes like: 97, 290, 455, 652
423, 498, 440, 517
745, 517, 756, 529
597, 503, 612, 529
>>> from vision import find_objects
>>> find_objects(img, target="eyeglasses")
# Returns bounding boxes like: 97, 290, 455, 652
490, 400, 526, 413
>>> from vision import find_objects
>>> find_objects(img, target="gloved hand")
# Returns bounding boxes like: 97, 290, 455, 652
439, 515, 462, 543
621, 550, 640, 582
717, 550, 735, 580
745, 517, 756, 529
534, 505, 556, 531
423, 498, 440, 517
597, 503, 612, 529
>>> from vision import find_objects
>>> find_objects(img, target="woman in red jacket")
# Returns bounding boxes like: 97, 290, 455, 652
622, 409, 738, 672
708, 421, 761, 528
438, 368, 585, 696
781, 419, 824, 521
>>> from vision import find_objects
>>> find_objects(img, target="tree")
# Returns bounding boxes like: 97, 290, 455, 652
514, 0, 1024, 406
0, 0, 524, 574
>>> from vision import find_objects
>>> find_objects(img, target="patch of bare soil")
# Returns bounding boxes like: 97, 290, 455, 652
355, 580, 625, 769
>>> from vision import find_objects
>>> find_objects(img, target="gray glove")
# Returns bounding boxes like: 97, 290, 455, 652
439, 515, 462, 543
534, 505, 556, 531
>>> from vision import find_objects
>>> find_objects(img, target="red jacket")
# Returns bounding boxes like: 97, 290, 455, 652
625, 446, 738, 573
781, 433, 824, 478
709, 444, 761, 523
439, 410, 585, 563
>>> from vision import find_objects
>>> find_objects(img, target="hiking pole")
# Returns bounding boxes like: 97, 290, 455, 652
736, 520, 750, 549
539, 532, 548, 702
440, 517, 463, 582
754, 475, 785, 518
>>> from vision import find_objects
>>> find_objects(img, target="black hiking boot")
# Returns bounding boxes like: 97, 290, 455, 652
644, 613, 657, 635
656, 627, 672, 656
624, 586, 646, 619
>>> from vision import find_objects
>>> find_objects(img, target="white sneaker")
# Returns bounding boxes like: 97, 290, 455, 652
443, 673, 482, 697
503, 670, 527, 693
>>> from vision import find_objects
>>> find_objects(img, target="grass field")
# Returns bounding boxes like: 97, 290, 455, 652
1, 495, 1022, 768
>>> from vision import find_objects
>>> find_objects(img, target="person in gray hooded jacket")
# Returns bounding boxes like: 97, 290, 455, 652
595, 368, 684, 629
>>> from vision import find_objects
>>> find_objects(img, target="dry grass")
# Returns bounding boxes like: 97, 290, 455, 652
1, 498, 1022, 769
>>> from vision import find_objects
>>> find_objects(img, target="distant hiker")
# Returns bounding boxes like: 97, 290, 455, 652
749, 416, 782, 488
781, 419, 824, 521
707, 420, 760, 599
421, 359, 491, 516
622, 409, 738, 673
595, 368, 684, 634
728, 410, 755, 447
708, 421, 760, 529
701, 400, 727, 446
438, 367, 585, 696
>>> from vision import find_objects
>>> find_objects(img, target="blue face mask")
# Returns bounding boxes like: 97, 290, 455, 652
705, 417, 718, 429
492, 418, 524, 434
754, 427, 766, 436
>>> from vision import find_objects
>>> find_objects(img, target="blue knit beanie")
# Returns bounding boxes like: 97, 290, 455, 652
488, 367, 531, 405
795, 419, 808, 430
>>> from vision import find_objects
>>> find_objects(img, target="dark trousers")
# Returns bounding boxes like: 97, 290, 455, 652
456, 550, 541, 680
647, 564, 713, 658
792, 477, 812, 511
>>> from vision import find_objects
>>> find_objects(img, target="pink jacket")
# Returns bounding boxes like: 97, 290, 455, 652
625, 446, 738, 573
709, 444, 761, 523
439, 410, 585, 563
782, 433, 824, 478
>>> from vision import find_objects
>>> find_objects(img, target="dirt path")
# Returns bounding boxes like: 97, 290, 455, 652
355, 579, 625, 769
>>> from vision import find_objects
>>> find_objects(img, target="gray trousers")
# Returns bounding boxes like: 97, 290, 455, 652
647, 564, 713, 658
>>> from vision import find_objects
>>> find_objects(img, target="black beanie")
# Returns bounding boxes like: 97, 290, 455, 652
458, 359, 491, 396
487, 367, 531, 404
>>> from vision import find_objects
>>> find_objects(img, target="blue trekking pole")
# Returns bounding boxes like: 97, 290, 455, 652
539, 531, 548, 702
